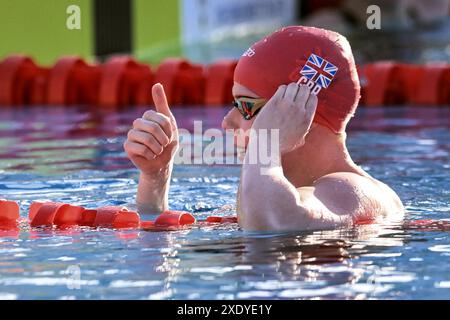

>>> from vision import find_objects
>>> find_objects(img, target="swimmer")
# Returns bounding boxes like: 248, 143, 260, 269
124, 26, 405, 231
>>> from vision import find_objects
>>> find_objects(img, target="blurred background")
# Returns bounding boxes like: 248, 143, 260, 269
1, 0, 449, 67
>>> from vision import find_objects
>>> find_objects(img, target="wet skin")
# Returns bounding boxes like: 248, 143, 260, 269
224, 82, 405, 231
125, 82, 405, 231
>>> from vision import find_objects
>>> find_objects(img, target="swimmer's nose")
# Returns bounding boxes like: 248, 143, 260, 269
221, 108, 238, 131
221, 118, 229, 130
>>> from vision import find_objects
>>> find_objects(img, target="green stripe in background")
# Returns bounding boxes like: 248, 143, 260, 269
0, 0, 94, 66
133, 0, 182, 66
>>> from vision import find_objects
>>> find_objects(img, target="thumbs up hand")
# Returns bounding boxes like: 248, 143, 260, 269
124, 83, 179, 176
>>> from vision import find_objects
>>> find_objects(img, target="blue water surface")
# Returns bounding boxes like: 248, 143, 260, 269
0, 106, 449, 300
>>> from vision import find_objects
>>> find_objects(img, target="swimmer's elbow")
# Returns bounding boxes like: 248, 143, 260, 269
238, 201, 315, 232
238, 199, 271, 231
238, 208, 275, 231
238, 175, 316, 231
239, 199, 351, 232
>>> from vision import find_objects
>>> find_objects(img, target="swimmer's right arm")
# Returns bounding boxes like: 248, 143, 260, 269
124, 83, 179, 214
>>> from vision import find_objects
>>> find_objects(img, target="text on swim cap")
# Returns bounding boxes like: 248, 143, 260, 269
297, 76, 322, 95
242, 48, 256, 57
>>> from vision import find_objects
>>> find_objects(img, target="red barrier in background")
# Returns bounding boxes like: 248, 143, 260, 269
357, 61, 450, 106
0, 55, 39, 106
47, 56, 99, 105
98, 56, 153, 108
154, 58, 205, 105
412, 63, 450, 105
204, 59, 237, 106
362, 61, 407, 106
1, 54, 449, 107
28, 67, 49, 105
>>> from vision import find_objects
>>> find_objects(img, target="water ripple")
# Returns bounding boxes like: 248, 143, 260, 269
0, 107, 449, 299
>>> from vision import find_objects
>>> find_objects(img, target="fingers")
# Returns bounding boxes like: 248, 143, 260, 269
283, 82, 300, 102
152, 83, 178, 129
294, 84, 311, 107
272, 84, 287, 103
305, 93, 318, 116
124, 140, 156, 161
128, 111, 173, 158
304, 93, 318, 127
127, 129, 164, 156
278, 83, 311, 105
133, 118, 170, 146
142, 110, 173, 142
282, 83, 317, 124
125, 91, 178, 164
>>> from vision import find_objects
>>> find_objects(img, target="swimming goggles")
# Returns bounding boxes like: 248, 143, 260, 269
233, 97, 267, 120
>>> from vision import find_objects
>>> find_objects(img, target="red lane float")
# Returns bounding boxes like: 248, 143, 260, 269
5, 199, 450, 234
3, 199, 237, 232
412, 63, 450, 105
154, 210, 195, 226
140, 220, 155, 229
29, 67, 49, 105
46, 56, 99, 105
53, 205, 85, 227
30, 202, 68, 227
204, 60, 237, 106
363, 61, 398, 106
205, 216, 238, 224
141, 210, 196, 231
80, 209, 97, 227
405, 219, 450, 231
0, 199, 20, 228
0, 55, 39, 106
2, 54, 450, 107
131, 64, 153, 106
3, 199, 239, 233
362, 61, 410, 106
29, 202, 140, 229
98, 56, 153, 108
94, 206, 140, 229
154, 58, 205, 105
361, 61, 450, 106
29, 201, 45, 221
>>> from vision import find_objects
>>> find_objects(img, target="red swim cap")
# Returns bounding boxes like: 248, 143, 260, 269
234, 26, 360, 133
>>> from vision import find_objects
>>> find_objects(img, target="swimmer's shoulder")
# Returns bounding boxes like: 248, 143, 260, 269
304, 171, 405, 217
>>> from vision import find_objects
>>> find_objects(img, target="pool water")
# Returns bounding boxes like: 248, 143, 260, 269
0, 106, 449, 300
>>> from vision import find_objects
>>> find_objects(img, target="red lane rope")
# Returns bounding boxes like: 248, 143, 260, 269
1, 55, 449, 107
0, 199, 237, 233
2, 199, 449, 233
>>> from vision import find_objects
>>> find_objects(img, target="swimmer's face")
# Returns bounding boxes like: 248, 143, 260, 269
221, 82, 260, 156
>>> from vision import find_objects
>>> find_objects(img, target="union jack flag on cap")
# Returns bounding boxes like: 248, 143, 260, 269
300, 54, 338, 89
